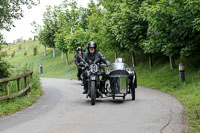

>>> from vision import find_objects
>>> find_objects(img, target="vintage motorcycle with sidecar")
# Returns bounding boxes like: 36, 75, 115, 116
80, 57, 137, 105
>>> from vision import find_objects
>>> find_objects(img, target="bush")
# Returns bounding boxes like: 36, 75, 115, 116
33, 46, 37, 56
0, 60, 10, 78
11, 51, 15, 58
18, 44, 22, 50
24, 51, 27, 56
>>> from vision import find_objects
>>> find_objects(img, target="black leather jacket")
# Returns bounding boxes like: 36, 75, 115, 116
74, 53, 86, 66
85, 52, 110, 65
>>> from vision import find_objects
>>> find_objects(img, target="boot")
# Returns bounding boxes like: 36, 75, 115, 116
83, 86, 88, 94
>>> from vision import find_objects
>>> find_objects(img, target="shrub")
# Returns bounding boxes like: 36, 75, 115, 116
24, 51, 27, 56
33, 46, 37, 56
18, 44, 22, 50
11, 51, 15, 57
0, 60, 10, 78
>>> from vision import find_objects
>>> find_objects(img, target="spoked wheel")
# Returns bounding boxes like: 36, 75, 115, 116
90, 81, 96, 105
131, 88, 135, 100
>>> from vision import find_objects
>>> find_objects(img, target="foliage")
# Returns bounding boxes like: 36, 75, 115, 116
11, 51, 15, 58
39, 6, 61, 48
24, 51, 27, 56
33, 46, 37, 56
0, 59, 10, 78
99, 0, 147, 53
31, 21, 42, 40
140, 0, 200, 57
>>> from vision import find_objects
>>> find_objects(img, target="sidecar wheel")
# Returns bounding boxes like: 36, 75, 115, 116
131, 88, 135, 100
90, 81, 96, 105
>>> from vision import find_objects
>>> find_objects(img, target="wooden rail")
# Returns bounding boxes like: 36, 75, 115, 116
0, 70, 33, 101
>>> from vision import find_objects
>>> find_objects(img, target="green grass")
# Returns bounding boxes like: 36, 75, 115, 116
5, 41, 77, 79
2, 41, 200, 132
0, 87, 42, 117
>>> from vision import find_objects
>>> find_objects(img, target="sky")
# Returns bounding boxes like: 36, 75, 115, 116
2, 0, 90, 43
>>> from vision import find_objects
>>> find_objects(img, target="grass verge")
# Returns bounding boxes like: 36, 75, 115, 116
0, 87, 43, 117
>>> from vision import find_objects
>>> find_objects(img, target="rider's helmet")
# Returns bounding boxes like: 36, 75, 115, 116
76, 46, 82, 52
87, 41, 97, 53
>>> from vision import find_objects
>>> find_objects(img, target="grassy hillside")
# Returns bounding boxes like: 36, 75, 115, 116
3, 40, 200, 132
3, 40, 77, 79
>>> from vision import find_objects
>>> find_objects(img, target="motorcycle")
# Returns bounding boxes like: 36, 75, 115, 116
78, 55, 107, 105
79, 56, 137, 105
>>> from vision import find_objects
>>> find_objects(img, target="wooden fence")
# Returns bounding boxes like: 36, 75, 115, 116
0, 70, 33, 101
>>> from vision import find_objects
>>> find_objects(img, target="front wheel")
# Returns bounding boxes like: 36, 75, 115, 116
90, 81, 96, 105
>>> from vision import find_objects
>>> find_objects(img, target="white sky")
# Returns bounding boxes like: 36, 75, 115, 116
2, 0, 90, 43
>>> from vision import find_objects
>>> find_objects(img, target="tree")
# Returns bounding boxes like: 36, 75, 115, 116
40, 6, 61, 58
99, 0, 148, 66
56, 1, 81, 64
31, 21, 42, 41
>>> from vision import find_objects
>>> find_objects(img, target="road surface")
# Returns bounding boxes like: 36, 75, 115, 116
0, 78, 185, 133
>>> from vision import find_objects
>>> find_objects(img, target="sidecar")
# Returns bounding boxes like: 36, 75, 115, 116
105, 58, 137, 100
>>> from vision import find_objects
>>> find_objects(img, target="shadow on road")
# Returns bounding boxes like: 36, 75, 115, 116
83, 98, 134, 106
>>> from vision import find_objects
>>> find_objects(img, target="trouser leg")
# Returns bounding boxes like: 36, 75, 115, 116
82, 71, 88, 94
100, 68, 106, 93
77, 68, 82, 80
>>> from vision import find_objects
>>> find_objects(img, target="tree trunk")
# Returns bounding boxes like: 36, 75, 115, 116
53, 47, 55, 58
44, 46, 47, 56
115, 51, 117, 60
38, 43, 40, 49
66, 51, 69, 65
169, 56, 175, 69
61, 51, 64, 60
132, 52, 136, 67
149, 53, 153, 69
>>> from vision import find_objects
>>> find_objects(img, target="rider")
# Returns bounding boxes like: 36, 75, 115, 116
82, 41, 111, 94
74, 46, 86, 80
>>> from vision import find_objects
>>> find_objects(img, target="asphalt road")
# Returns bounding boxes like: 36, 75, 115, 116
0, 78, 185, 133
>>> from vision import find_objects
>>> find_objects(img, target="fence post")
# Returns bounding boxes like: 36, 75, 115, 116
5, 82, 9, 96
17, 79, 20, 92
24, 77, 27, 95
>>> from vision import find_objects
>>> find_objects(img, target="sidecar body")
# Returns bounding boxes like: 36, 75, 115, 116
106, 58, 137, 100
